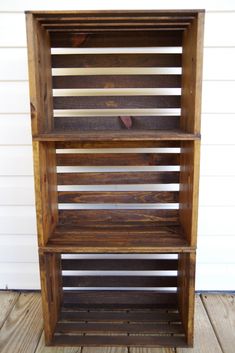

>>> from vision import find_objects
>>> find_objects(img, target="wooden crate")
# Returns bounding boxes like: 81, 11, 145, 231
25, 10, 204, 347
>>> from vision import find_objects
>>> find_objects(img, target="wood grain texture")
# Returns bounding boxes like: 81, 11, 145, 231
51, 53, 182, 68
53, 75, 181, 89
35, 332, 81, 353
53, 96, 181, 110
56, 152, 180, 166
201, 294, 235, 353
177, 296, 223, 353
0, 293, 43, 353
57, 171, 179, 185
58, 191, 179, 204
0, 291, 19, 328
50, 31, 183, 48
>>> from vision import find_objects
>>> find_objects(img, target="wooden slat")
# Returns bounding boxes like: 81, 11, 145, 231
59, 209, 179, 224
54, 116, 180, 131
60, 307, 180, 322
58, 191, 179, 204
50, 31, 183, 48
0, 292, 19, 329
53, 96, 181, 110
201, 294, 235, 353
52, 53, 182, 68
57, 171, 180, 185
177, 295, 223, 353
56, 321, 183, 334
56, 153, 180, 166
60, 309, 180, 323
63, 291, 178, 308
53, 75, 181, 89
62, 275, 178, 288
0, 293, 43, 353
61, 259, 178, 271
52, 334, 186, 347
55, 140, 181, 148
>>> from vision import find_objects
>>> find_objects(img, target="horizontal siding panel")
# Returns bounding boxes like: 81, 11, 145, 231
0, 263, 40, 290
0, 206, 37, 235
0, 13, 26, 47
202, 81, 235, 113
0, 236, 38, 262
197, 235, 235, 264
0, 82, 29, 113
196, 264, 235, 291
198, 206, 235, 236
0, 115, 31, 145
0, 146, 33, 175
200, 145, 235, 176
204, 12, 235, 47
201, 114, 235, 145
0, 48, 28, 80
203, 48, 235, 80
0, 176, 34, 205
199, 176, 235, 206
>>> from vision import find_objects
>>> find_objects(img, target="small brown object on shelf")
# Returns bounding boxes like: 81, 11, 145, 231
26, 9, 204, 347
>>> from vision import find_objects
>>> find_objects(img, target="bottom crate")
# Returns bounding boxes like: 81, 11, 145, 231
39, 252, 195, 347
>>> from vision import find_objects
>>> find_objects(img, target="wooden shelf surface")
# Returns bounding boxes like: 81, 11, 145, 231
44, 223, 193, 253
33, 129, 200, 142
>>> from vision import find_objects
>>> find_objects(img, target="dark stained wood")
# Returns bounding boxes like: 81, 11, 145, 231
63, 291, 178, 308
52, 53, 182, 68
56, 321, 183, 334
60, 309, 180, 322
58, 191, 179, 204
53, 75, 181, 89
56, 152, 180, 166
57, 171, 180, 185
62, 275, 178, 288
178, 252, 196, 346
54, 116, 180, 131
61, 258, 178, 271
46, 224, 191, 253
55, 140, 181, 148
53, 96, 181, 110
52, 334, 187, 347
50, 31, 183, 48
59, 209, 179, 224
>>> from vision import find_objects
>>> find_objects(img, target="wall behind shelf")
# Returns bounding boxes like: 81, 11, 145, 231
0, 1, 235, 290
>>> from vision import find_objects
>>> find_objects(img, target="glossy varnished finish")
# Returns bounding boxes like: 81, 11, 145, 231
26, 9, 204, 347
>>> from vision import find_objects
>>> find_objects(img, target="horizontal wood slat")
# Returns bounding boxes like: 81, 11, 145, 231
55, 141, 181, 148
60, 308, 180, 322
52, 334, 187, 347
62, 275, 178, 287
52, 54, 182, 68
63, 290, 178, 308
55, 321, 183, 333
57, 171, 180, 185
50, 31, 183, 48
54, 116, 180, 131
58, 191, 179, 203
59, 209, 179, 224
53, 96, 181, 110
56, 153, 180, 166
53, 75, 181, 89
61, 259, 178, 271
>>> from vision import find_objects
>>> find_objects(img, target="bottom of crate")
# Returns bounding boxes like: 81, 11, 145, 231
51, 307, 187, 347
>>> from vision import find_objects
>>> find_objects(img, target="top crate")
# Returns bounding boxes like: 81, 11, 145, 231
26, 10, 204, 142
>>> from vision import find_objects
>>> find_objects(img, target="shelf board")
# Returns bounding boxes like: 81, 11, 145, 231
33, 129, 200, 142
44, 223, 193, 253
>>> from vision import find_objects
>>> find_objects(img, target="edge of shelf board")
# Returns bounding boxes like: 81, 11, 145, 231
33, 131, 201, 142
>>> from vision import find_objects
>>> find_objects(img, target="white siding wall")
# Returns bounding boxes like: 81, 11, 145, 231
0, 0, 235, 290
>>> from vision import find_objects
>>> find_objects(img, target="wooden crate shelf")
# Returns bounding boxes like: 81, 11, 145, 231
26, 9, 204, 348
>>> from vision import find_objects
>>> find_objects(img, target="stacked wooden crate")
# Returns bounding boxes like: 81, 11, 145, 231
26, 10, 204, 347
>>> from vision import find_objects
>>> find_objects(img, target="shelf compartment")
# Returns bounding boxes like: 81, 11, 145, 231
39, 252, 195, 347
